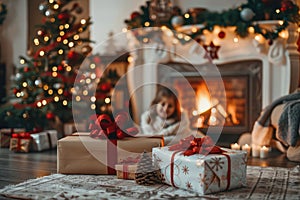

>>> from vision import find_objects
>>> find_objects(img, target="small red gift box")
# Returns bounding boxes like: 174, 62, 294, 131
115, 156, 140, 180
9, 130, 58, 152
0, 128, 25, 148
9, 132, 32, 153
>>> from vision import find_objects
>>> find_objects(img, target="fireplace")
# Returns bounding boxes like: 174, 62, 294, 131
125, 24, 299, 145
158, 60, 262, 136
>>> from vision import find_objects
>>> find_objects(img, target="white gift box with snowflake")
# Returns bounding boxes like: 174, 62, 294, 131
152, 147, 247, 194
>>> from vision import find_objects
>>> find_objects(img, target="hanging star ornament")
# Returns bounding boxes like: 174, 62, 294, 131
203, 41, 220, 60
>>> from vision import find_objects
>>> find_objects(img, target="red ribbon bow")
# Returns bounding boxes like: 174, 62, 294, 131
168, 135, 223, 156
12, 132, 32, 139
11, 128, 42, 139
89, 112, 138, 140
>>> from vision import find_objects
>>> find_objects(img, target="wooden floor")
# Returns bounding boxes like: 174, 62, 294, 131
0, 146, 299, 190
0, 148, 57, 189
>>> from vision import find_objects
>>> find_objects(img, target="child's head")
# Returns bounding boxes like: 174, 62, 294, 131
151, 85, 181, 121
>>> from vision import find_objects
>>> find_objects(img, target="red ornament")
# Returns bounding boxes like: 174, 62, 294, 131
67, 50, 79, 60
281, 0, 294, 12
57, 65, 64, 71
13, 88, 19, 95
24, 67, 29, 72
46, 112, 55, 120
203, 41, 221, 60
58, 12, 70, 22
130, 11, 141, 20
218, 31, 226, 39
99, 82, 112, 92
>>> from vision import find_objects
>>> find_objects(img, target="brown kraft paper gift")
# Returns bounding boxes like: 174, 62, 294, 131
57, 132, 164, 174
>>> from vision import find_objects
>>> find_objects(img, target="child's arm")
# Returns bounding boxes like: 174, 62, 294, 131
160, 111, 190, 136
140, 110, 157, 135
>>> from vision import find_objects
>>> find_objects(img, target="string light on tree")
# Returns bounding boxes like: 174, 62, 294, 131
0, 0, 92, 131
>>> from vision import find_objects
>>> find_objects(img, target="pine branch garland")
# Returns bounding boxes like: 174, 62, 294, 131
124, 0, 300, 43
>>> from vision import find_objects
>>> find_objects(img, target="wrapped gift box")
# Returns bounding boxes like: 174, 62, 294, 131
0, 128, 25, 148
57, 132, 164, 174
9, 130, 58, 153
31, 130, 58, 151
115, 163, 137, 180
115, 155, 140, 180
152, 146, 247, 195
9, 136, 31, 153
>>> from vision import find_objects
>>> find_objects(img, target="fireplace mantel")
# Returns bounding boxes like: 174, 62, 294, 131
126, 23, 299, 124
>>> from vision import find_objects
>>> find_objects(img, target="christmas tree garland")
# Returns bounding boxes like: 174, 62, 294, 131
124, 0, 300, 44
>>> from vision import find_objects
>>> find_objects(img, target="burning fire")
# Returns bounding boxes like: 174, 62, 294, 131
193, 83, 239, 127
196, 84, 211, 114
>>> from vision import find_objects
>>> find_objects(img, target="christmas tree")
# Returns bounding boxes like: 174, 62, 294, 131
0, 0, 92, 131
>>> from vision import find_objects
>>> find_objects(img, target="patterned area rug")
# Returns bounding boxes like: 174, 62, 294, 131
0, 165, 299, 200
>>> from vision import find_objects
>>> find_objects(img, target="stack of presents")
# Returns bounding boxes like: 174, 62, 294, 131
57, 112, 248, 195
0, 128, 58, 153
1, 112, 248, 195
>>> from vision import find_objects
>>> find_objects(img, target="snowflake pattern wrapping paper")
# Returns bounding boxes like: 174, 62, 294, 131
152, 147, 247, 194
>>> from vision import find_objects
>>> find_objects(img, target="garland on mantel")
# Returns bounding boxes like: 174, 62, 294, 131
124, 0, 300, 45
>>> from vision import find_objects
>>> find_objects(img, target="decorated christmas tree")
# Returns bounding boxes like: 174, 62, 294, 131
0, 0, 92, 131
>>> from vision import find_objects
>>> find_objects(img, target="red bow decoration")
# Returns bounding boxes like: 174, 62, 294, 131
168, 135, 223, 156
12, 132, 32, 139
11, 128, 42, 139
89, 112, 139, 139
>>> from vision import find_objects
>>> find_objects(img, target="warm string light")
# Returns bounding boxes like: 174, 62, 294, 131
254, 34, 265, 43
53, 3, 59, 10
144, 21, 150, 27
54, 96, 59, 102
39, 51, 45, 56
80, 19, 86, 25
233, 37, 239, 43
142, 38, 149, 43
90, 104, 96, 110
19, 59, 25, 65
89, 62, 96, 70
34, 38, 40, 45
184, 13, 190, 19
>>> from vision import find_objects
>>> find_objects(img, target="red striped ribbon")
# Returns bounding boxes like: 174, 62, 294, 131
122, 165, 129, 179
222, 153, 231, 190
107, 139, 117, 175
170, 150, 181, 187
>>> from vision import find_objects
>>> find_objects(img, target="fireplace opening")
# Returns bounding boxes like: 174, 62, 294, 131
158, 60, 262, 145
175, 75, 248, 128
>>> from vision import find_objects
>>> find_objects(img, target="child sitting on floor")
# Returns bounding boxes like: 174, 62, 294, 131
139, 85, 195, 144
